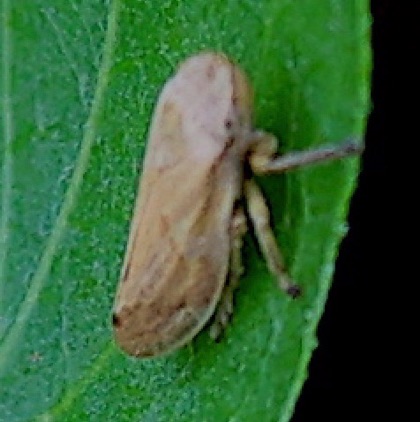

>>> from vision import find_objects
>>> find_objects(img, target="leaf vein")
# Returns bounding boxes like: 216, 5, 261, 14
35, 344, 116, 420
0, 0, 120, 376
0, 0, 13, 334
40, 7, 88, 110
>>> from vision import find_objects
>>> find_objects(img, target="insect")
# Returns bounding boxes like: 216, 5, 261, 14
112, 52, 363, 358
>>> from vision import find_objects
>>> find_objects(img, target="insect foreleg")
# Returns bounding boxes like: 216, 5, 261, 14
244, 178, 300, 297
249, 134, 363, 175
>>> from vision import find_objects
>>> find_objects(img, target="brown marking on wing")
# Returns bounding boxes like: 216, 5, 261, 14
121, 261, 132, 283
224, 119, 233, 129
121, 228, 138, 283
112, 313, 121, 327
162, 101, 175, 114
160, 214, 170, 235
206, 63, 216, 80
225, 136, 235, 149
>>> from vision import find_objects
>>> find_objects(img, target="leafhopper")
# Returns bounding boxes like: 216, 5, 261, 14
112, 52, 363, 358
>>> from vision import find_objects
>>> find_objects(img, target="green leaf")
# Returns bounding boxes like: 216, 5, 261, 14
0, 0, 370, 420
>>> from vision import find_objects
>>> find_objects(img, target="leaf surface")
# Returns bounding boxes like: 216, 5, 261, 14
0, 1, 370, 420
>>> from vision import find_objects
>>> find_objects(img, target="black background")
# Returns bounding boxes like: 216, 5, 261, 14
292, 2, 386, 420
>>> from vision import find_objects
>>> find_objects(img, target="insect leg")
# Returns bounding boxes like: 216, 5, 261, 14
209, 206, 247, 340
244, 178, 300, 297
249, 132, 363, 175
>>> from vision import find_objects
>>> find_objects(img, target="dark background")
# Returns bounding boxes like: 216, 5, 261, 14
292, 2, 386, 420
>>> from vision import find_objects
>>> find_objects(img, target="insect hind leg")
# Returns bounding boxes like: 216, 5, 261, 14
209, 206, 247, 340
